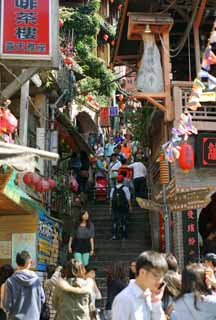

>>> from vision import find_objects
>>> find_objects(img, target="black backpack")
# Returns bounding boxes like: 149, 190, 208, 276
112, 186, 128, 209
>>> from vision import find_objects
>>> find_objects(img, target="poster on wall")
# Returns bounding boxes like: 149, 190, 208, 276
38, 210, 62, 271
0, 241, 11, 259
182, 209, 199, 264
12, 233, 37, 268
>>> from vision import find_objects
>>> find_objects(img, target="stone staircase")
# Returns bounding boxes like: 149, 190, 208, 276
88, 203, 152, 309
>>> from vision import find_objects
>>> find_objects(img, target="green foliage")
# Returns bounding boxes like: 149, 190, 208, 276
60, 1, 116, 98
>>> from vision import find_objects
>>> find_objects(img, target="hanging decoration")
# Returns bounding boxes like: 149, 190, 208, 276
162, 20, 216, 164
178, 142, 194, 173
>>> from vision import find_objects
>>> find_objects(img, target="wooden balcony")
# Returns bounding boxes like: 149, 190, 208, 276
173, 81, 216, 131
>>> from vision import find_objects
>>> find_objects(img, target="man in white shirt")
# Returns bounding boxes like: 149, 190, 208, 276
129, 157, 147, 198
110, 175, 131, 240
112, 251, 168, 320
109, 153, 121, 188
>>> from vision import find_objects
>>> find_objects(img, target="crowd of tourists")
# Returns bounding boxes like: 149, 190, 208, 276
0, 250, 216, 319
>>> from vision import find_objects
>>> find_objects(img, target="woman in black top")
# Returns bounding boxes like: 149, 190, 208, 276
68, 209, 94, 267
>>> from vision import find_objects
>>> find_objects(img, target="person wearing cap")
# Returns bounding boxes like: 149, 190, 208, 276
110, 174, 131, 240
109, 154, 121, 188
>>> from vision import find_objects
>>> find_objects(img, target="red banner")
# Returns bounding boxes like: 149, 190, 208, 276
1, 0, 50, 58
100, 108, 110, 127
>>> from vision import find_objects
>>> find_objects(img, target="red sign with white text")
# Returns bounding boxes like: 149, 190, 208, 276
1, 0, 50, 58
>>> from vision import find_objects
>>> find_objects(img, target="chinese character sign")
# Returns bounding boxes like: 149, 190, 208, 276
182, 209, 199, 264
196, 133, 216, 167
1, 0, 50, 58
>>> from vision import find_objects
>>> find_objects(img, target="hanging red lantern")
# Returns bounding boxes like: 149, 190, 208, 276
120, 103, 126, 110
94, 102, 99, 108
111, 40, 115, 46
23, 172, 33, 186
110, 0, 114, 3
103, 34, 109, 41
117, 4, 123, 10
0, 109, 7, 133
59, 19, 63, 28
46, 177, 57, 189
118, 94, 124, 101
87, 95, 94, 102
5, 110, 18, 134
35, 179, 50, 192
178, 142, 194, 172
64, 57, 73, 65
31, 173, 41, 186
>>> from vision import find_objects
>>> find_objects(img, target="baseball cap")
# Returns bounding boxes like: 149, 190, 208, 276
117, 174, 124, 183
204, 253, 216, 266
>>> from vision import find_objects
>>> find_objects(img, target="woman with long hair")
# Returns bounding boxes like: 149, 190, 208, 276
169, 263, 216, 320
68, 209, 95, 267
53, 259, 93, 320
162, 270, 181, 316
104, 262, 128, 319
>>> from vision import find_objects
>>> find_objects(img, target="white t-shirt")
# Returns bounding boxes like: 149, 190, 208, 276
129, 162, 147, 179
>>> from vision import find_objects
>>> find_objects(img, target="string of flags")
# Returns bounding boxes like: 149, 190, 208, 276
162, 19, 216, 163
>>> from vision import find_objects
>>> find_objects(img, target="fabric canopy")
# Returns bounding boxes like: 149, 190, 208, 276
0, 141, 59, 172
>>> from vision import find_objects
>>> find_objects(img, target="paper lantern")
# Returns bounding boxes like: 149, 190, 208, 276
117, 4, 123, 10
111, 40, 115, 46
46, 177, 57, 189
103, 34, 109, 41
31, 173, 41, 186
178, 142, 194, 172
87, 95, 94, 102
23, 172, 33, 185
120, 103, 126, 110
35, 179, 50, 192
118, 94, 124, 101
64, 57, 73, 65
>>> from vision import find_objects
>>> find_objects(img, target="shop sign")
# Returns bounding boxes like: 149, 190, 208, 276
0, 0, 57, 64
109, 106, 119, 117
182, 209, 199, 264
100, 108, 110, 127
0, 241, 11, 259
196, 133, 216, 167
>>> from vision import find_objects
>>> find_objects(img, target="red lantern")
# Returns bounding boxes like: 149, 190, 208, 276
59, 19, 63, 28
46, 177, 57, 189
23, 172, 33, 185
111, 40, 115, 46
103, 34, 109, 41
117, 4, 123, 10
87, 95, 94, 102
120, 103, 126, 110
31, 173, 41, 186
178, 142, 194, 172
35, 179, 50, 192
110, 0, 114, 3
118, 94, 124, 101
94, 102, 99, 108
64, 57, 73, 65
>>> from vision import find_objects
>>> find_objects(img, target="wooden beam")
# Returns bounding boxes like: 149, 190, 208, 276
0, 67, 39, 101
193, 0, 207, 74
112, 0, 129, 65
132, 94, 166, 112
132, 92, 167, 99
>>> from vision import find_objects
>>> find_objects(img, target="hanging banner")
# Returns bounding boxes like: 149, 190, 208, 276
0, 0, 58, 66
182, 209, 199, 265
100, 108, 110, 127
109, 105, 119, 117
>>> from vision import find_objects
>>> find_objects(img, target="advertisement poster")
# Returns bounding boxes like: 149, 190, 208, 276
12, 233, 37, 268
1, 0, 51, 58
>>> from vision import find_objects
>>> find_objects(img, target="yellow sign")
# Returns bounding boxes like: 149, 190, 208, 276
200, 91, 216, 102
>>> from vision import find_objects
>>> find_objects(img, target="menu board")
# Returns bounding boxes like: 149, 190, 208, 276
12, 233, 37, 268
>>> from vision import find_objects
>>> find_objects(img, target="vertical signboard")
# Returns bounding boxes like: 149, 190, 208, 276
0, 0, 58, 64
182, 209, 199, 264
196, 133, 216, 167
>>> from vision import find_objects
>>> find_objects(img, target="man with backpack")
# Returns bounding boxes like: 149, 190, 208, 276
110, 174, 131, 240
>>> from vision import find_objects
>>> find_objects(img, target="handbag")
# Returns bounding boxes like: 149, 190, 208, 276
40, 302, 50, 320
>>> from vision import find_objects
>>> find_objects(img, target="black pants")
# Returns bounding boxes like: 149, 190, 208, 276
134, 177, 147, 198
112, 207, 129, 239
